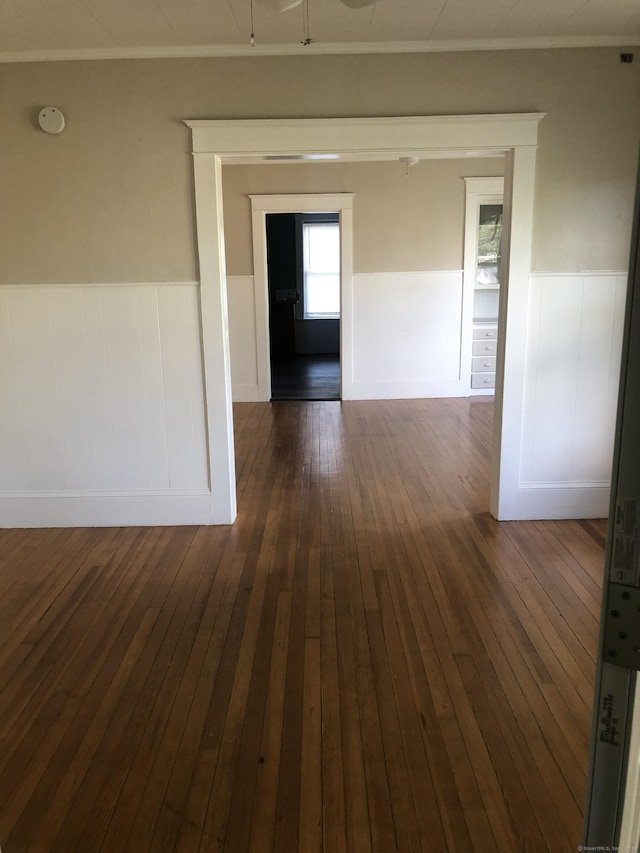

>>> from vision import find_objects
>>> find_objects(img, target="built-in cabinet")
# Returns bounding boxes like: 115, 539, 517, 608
471, 323, 498, 389
463, 177, 504, 396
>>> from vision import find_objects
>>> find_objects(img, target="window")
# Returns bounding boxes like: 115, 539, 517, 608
302, 222, 340, 319
476, 204, 503, 288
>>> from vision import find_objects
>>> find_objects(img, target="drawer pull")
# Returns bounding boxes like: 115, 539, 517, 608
484, 346, 493, 351
483, 362, 492, 368
483, 378, 492, 384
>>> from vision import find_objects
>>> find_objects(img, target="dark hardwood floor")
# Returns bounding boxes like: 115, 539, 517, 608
270, 354, 340, 400
0, 398, 607, 852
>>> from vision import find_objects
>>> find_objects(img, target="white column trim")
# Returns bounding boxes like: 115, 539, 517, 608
491, 146, 538, 519
249, 208, 272, 401
191, 153, 237, 524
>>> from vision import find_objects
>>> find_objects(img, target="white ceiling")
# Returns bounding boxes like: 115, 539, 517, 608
1, 0, 639, 63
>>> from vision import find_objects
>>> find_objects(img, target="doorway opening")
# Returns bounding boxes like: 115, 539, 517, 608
266, 212, 341, 400
249, 192, 354, 406
463, 177, 505, 399
460, 176, 506, 503
187, 114, 543, 523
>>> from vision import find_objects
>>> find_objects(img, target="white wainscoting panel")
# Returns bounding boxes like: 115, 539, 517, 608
227, 275, 260, 402
0, 282, 212, 527
350, 271, 465, 399
518, 272, 627, 519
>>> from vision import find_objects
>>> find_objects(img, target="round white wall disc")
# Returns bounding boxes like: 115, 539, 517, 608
38, 107, 66, 134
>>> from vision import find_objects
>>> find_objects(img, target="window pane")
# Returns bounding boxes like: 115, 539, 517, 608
303, 222, 340, 318
306, 273, 340, 316
477, 204, 503, 287
305, 223, 340, 273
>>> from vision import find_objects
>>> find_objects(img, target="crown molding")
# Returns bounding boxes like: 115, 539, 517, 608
1, 34, 638, 64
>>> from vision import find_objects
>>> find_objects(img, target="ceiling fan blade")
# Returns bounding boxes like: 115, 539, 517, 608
255, 0, 303, 10
339, 0, 378, 7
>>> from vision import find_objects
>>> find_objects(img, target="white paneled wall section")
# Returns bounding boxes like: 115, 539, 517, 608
227, 275, 260, 402
351, 271, 466, 399
228, 270, 467, 402
1, 272, 626, 526
0, 282, 212, 527
519, 272, 627, 518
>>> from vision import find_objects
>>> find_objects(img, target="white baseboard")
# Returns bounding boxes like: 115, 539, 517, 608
344, 378, 467, 401
511, 481, 611, 520
0, 489, 218, 528
232, 382, 262, 402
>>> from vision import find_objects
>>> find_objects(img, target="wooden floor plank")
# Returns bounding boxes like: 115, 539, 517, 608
0, 398, 608, 852
248, 590, 292, 853
319, 549, 348, 853
299, 637, 323, 853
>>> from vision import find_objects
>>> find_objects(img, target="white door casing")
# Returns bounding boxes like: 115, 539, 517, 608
186, 114, 544, 523
249, 193, 354, 402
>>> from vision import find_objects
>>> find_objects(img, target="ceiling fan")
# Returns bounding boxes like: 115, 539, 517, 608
250, 0, 376, 47
256, 0, 376, 11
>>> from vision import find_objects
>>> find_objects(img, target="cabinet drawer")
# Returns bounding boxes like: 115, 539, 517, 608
473, 325, 498, 340
472, 356, 496, 373
472, 340, 498, 357
471, 372, 496, 389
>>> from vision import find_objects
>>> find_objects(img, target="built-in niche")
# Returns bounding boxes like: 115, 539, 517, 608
463, 177, 504, 396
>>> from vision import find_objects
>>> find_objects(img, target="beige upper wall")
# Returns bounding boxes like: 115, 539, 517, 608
0, 49, 638, 283
222, 158, 504, 275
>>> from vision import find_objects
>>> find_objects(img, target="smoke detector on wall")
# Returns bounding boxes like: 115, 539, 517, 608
38, 107, 66, 134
